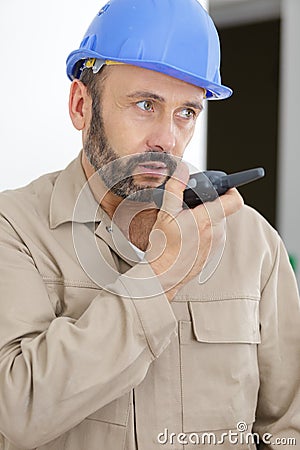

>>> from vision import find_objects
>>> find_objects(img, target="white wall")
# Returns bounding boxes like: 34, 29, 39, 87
0, 1, 100, 191
0, 0, 208, 192
184, 0, 208, 171
278, 0, 300, 282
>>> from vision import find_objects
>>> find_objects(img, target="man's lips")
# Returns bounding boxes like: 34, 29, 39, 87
135, 162, 168, 177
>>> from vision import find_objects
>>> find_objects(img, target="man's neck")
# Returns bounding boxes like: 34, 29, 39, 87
119, 207, 158, 252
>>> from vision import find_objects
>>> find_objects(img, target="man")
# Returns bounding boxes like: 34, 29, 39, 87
0, 0, 299, 449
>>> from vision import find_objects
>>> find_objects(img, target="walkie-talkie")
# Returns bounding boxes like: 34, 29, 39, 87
153, 167, 265, 209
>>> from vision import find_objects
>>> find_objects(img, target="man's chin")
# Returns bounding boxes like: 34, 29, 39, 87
111, 185, 156, 204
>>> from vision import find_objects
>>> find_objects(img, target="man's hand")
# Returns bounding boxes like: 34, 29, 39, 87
146, 162, 244, 301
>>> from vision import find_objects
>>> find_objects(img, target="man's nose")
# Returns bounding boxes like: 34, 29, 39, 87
146, 117, 176, 153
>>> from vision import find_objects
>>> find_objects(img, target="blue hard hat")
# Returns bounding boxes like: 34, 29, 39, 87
66, 0, 232, 100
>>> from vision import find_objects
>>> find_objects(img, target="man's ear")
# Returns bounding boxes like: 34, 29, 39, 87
68, 80, 92, 130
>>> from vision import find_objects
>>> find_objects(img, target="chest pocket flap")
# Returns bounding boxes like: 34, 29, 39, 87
188, 298, 261, 344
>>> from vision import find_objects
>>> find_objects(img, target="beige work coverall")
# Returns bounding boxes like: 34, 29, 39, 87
0, 154, 299, 449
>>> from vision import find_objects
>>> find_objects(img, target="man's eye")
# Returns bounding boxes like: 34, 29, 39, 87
136, 100, 154, 112
178, 108, 196, 119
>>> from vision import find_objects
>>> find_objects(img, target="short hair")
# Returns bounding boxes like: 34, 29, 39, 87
79, 64, 109, 99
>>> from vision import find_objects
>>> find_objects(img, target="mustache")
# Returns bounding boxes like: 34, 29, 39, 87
130, 151, 176, 165
97, 150, 178, 184
124, 151, 178, 177
100, 149, 177, 167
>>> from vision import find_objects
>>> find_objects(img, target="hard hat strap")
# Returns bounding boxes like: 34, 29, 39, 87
79, 58, 125, 78
105, 60, 125, 66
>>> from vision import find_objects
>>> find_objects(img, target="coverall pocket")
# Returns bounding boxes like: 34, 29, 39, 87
179, 298, 261, 433
86, 392, 131, 426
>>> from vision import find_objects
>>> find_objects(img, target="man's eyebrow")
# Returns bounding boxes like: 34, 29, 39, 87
127, 91, 204, 112
126, 91, 165, 102
184, 101, 204, 112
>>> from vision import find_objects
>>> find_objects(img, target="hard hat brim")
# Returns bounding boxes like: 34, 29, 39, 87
66, 50, 233, 100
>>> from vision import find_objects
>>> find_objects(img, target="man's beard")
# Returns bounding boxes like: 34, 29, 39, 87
84, 95, 177, 203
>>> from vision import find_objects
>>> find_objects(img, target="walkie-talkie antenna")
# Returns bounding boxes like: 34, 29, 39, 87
220, 168, 265, 189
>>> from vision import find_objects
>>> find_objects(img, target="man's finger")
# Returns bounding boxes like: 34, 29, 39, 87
160, 161, 190, 217
219, 188, 244, 217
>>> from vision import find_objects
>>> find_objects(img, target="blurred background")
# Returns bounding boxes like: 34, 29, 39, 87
0, 0, 299, 282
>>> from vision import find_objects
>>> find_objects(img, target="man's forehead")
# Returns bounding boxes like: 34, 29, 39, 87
104, 64, 206, 102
